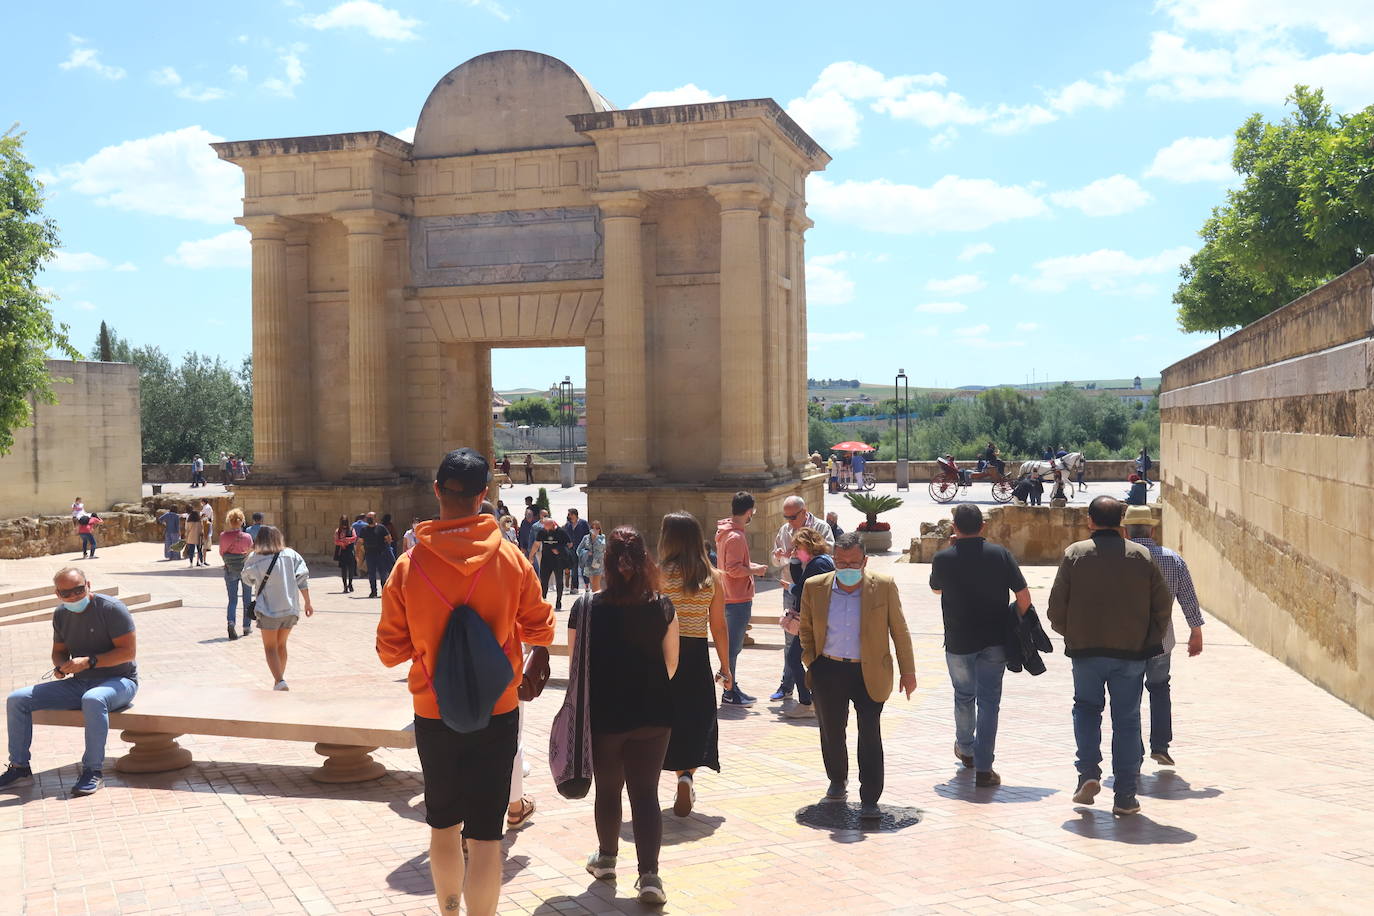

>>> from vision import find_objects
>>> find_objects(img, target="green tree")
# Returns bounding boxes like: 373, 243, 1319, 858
808, 416, 841, 456
1174, 86, 1374, 332
503, 396, 557, 427
0, 127, 78, 455
97, 321, 113, 361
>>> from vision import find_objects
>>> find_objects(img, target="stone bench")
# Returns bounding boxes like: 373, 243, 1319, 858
33, 685, 415, 783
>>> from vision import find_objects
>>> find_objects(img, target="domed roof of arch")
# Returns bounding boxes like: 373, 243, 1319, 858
411, 50, 614, 159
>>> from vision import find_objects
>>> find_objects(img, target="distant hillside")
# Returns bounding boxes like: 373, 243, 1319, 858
811, 378, 1161, 400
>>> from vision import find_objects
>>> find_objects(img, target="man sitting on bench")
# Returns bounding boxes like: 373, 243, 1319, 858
2, 567, 139, 797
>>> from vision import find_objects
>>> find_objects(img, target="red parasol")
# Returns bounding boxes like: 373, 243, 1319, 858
832, 441, 874, 452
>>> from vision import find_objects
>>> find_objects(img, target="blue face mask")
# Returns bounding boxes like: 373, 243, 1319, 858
835, 568, 863, 587
62, 596, 91, 613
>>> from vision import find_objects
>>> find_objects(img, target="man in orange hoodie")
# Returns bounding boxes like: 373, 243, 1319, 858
715, 491, 768, 707
377, 447, 555, 916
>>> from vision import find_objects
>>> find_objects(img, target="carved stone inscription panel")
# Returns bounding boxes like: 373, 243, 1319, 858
411, 206, 603, 286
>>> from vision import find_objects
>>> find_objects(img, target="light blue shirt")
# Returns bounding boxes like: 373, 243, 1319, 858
822, 579, 863, 659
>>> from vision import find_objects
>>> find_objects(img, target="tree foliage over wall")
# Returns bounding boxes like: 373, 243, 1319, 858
809, 385, 1158, 462
91, 327, 252, 464
0, 128, 77, 455
502, 396, 557, 427
1174, 86, 1374, 333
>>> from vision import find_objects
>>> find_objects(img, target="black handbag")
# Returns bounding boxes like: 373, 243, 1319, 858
246, 552, 280, 621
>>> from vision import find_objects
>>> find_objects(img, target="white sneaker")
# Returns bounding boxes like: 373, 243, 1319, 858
785, 702, 817, 718
636, 873, 666, 904
274, 680, 289, 691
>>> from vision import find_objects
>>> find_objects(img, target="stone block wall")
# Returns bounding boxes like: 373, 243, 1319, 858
854, 460, 1159, 483
1160, 257, 1374, 716
905, 503, 1162, 565
0, 494, 237, 560
0, 361, 142, 517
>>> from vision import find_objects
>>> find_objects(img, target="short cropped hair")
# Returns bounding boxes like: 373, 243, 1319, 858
834, 531, 866, 556
731, 491, 755, 515
952, 503, 983, 535
1088, 496, 1124, 528
253, 524, 286, 554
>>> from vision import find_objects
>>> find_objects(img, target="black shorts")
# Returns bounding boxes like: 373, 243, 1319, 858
414, 709, 518, 840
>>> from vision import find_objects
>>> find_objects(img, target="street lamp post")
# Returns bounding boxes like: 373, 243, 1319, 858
557, 376, 575, 488
894, 369, 910, 491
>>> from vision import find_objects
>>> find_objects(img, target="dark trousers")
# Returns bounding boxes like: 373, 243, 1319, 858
784, 636, 812, 704
810, 657, 885, 803
365, 551, 394, 595
338, 553, 356, 590
539, 556, 564, 607
524, 466, 533, 484
592, 726, 670, 876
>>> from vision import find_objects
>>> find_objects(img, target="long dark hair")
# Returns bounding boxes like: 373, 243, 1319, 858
602, 526, 658, 605
335, 515, 350, 538
658, 512, 712, 596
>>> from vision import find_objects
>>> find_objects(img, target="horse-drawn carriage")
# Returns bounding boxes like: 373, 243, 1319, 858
929, 456, 1015, 503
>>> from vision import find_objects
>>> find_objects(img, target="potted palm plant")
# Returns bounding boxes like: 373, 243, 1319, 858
845, 492, 903, 553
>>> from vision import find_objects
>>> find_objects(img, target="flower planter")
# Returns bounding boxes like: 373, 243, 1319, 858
859, 529, 893, 553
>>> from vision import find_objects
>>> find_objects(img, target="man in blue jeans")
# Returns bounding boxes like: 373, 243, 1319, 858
929, 504, 1032, 787
1047, 496, 1172, 816
1, 568, 139, 797
716, 492, 767, 706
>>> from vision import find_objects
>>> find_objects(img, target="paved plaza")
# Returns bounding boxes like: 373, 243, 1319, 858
3, 486, 1372, 915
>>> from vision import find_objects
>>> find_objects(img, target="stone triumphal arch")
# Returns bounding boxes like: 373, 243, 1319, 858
215, 50, 829, 552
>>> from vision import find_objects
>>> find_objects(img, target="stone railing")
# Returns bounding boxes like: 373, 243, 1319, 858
906, 502, 1163, 565
0, 494, 237, 560
854, 459, 1158, 483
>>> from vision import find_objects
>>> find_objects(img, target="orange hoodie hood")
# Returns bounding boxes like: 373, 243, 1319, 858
413, 514, 504, 575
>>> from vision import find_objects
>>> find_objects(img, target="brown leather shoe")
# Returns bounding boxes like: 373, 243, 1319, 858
975, 770, 1001, 787
953, 743, 973, 768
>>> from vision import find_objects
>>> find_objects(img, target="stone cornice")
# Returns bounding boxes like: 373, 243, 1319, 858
212, 131, 413, 163
235, 215, 296, 239
335, 208, 402, 233
707, 182, 768, 211
591, 190, 647, 219
568, 99, 830, 169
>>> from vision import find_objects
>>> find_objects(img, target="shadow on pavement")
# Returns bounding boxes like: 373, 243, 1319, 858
933, 776, 1059, 804
1062, 808, 1197, 844
1138, 770, 1224, 801
659, 811, 724, 845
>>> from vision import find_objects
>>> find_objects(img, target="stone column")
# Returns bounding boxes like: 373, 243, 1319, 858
787, 207, 814, 470
710, 183, 768, 476
762, 199, 787, 471
593, 191, 650, 476
337, 210, 396, 478
238, 215, 295, 478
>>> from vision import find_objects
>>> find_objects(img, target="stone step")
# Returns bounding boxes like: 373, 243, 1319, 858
0, 593, 179, 629
0, 586, 120, 619
0, 584, 61, 604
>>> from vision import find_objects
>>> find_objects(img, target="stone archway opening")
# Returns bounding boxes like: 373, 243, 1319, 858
492, 345, 587, 468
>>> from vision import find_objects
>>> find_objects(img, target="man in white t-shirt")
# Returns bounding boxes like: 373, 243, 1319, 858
199, 498, 215, 545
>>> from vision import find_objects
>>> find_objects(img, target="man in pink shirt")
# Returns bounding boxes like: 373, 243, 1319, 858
715, 492, 767, 706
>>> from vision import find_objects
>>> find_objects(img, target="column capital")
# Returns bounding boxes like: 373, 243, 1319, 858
336, 209, 400, 234
707, 182, 768, 211
236, 215, 294, 240
592, 190, 647, 219
786, 203, 814, 234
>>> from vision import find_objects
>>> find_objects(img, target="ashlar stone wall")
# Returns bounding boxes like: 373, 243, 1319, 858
1159, 257, 1374, 716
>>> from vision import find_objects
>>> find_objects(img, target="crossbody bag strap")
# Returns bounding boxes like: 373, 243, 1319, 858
253, 552, 281, 601
406, 547, 506, 697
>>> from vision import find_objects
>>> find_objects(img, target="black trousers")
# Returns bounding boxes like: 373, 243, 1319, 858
810, 657, 886, 804
592, 726, 670, 876
540, 556, 564, 607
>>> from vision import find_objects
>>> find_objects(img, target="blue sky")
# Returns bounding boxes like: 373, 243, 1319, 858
13, 0, 1374, 390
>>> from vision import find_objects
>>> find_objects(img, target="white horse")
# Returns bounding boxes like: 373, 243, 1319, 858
1013, 452, 1086, 500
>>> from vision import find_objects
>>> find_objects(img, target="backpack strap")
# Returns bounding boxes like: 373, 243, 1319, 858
405, 546, 513, 703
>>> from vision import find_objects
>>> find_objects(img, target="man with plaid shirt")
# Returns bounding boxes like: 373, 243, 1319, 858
1123, 505, 1204, 767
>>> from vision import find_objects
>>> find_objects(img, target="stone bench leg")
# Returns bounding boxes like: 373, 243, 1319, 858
114, 731, 194, 773
311, 743, 385, 783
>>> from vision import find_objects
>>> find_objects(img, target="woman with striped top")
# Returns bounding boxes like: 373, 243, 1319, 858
657, 511, 732, 817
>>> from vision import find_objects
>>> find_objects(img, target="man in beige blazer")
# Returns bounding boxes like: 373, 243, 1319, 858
800, 533, 917, 819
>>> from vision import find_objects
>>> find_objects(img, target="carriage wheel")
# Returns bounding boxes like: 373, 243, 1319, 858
991, 479, 1015, 503
929, 478, 958, 503
863, 474, 876, 491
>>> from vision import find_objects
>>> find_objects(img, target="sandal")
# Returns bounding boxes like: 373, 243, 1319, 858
506, 795, 535, 828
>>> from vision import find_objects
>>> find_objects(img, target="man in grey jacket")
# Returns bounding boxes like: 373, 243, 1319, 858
1047, 496, 1172, 817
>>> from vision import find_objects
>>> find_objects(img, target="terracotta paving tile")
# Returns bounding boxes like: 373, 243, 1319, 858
4, 539, 1374, 914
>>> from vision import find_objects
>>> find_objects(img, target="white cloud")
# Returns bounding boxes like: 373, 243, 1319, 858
1048, 175, 1153, 216
786, 62, 946, 150
151, 65, 227, 101
807, 253, 856, 306
262, 47, 306, 97
114, 262, 136, 272
1016, 245, 1195, 293
808, 174, 1049, 234
1016, 322, 1040, 332
395, 125, 416, 142
914, 301, 968, 314
953, 323, 991, 337
464, 0, 511, 20
1047, 78, 1125, 113
55, 126, 243, 223
984, 103, 1058, 134
964, 337, 1026, 349
72, 300, 98, 312
59, 37, 125, 80
152, 66, 181, 86
1145, 136, 1234, 182
925, 273, 985, 295
629, 84, 725, 109
165, 229, 251, 269
808, 331, 865, 345
1129, 31, 1374, 110
229, 65, 249, 82
957, 242, 995, 262
300, 1, 420, 40
1156, 0, 1374, 50
50, 251, 110, 271
786, 91, 864, 151
929, 128, 958, 150
875, 89, 989, 128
